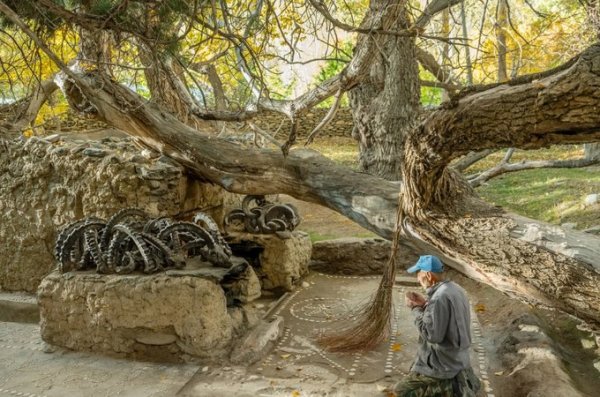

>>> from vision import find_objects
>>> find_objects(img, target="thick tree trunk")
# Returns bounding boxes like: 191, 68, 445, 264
350, 0, 420, 180
496, 0, 509, 82
1, 78, 59, 135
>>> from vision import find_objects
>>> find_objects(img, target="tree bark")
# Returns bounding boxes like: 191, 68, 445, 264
350, 0, 420, 180
496, 0, 509, 82
1, 78, 59, 135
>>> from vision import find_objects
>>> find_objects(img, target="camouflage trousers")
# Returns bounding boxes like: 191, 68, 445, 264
393, 372, 454, 397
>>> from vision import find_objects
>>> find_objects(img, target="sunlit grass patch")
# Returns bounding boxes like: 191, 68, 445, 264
308, 137, 359, 169
309, 138, 598, 231
476, 167, 600, 230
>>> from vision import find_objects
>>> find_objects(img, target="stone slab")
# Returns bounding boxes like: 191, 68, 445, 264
227, 231, 312, 291
38, 271, 235, 359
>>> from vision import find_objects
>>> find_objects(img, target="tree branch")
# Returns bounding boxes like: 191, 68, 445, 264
468, 155, 600, 187
414, 0, 464, 29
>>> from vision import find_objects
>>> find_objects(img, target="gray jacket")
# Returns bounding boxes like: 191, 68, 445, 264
410, 280, 472, 379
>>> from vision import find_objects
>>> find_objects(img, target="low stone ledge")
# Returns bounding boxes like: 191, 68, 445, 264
226, 231, 312, 291
310, 237, 421, 275
38, 271, 236, 359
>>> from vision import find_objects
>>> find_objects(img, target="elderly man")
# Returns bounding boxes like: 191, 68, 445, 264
394, 255, 480, 397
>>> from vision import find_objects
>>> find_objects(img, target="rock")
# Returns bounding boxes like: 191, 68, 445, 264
581, 338, 596, 349
44, 134, 61, 143
141, 149, 158, 159
223, 265, 262, 303
38, 271, 234, 358
230, 316, 283, 364
594, 360, 600, 373
136, 164, 180, 180
584, 193, 599, 206
311, 237, 421, 275
82, 148, 107, 157
301, 281, 310, 288
227, 232, 311, 291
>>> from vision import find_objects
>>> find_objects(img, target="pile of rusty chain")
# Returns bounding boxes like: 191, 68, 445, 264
224, 195, 300, 234
54, 208, 232, 274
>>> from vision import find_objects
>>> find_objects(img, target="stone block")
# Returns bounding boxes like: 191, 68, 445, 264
230, 316, 283, 364
227, 231, 311, 291
310, 237, 421, 275
38, 271, 235, 359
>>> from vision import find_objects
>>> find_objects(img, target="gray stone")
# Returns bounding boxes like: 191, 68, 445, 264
44, 134, 61, 143
584, 193, 599, 206
581, 338, 596, 349
224, 265, 262, 303
230, 316, 283, 364
82, 148, 107, 157
137, 165, 180, 180
311, 237, 421, 275
227, 231, 312, 291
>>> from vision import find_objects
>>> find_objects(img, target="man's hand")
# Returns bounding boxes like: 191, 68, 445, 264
405, 291, 427, 309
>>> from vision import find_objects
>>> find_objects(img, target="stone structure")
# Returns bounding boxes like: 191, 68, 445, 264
0, 134, 239, 292
310, 237, 422, 275
38, 271, 261, 359
38, 107, 355, 139
252, 108, 353, 138
227, 231, 312, 290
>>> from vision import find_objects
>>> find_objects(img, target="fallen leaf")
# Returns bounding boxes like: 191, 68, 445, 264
391, 343, 402, 352
494, 371, 504, 376
474, 303, 486, 313
291, 391, 301, 397
281, 354, 291, 359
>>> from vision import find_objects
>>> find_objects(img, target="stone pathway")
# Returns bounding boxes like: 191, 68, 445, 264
0, 321, 198, 397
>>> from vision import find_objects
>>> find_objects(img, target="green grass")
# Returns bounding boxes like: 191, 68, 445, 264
308, 137, 360, 169
476, 167, 600, 230
308, 231, 337, 242
310, 137, 599, 231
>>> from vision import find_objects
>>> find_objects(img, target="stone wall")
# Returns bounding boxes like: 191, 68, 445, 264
252, 108, 353, 138
38, 271, 256, 359
0, 135, 240, 292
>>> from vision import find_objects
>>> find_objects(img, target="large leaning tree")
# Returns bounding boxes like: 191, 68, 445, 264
0, 0, 599, 348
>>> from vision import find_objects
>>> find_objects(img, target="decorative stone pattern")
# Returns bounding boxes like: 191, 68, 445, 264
0, 135, 240, 292
38, 271, 236, 358
227, 231, 312, 291
310, 237, 422, 275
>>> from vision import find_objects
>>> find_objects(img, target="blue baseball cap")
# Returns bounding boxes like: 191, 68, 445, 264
407, 255, 444, 273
